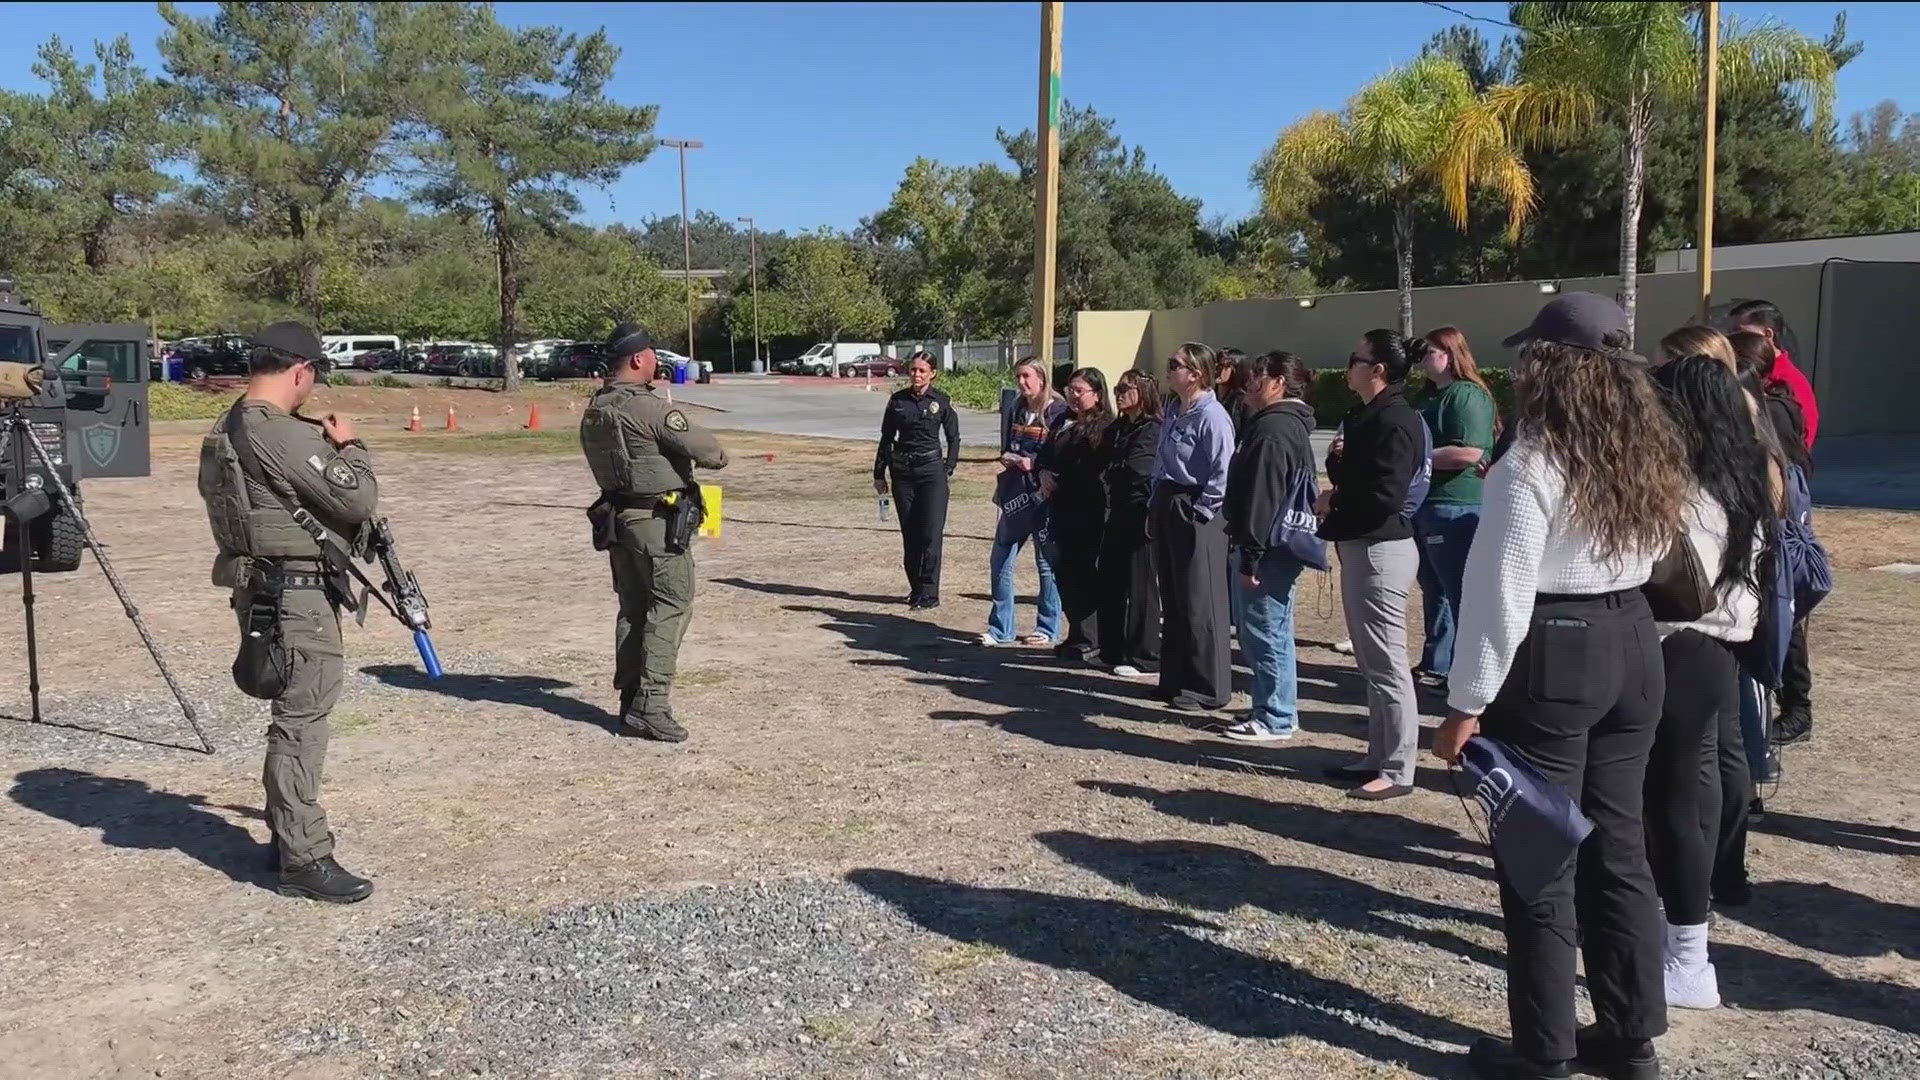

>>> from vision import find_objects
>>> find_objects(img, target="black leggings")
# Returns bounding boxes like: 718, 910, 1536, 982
1645, 630, 1737, 926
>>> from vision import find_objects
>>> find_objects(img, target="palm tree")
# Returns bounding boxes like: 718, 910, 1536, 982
1258, 55, 1533, 337
1446, 2, 1836, 342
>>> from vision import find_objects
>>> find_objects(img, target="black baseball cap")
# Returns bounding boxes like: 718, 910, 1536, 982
605, 321, 655, 359
253, 320, 326, 363
1503, 292, 1635, 355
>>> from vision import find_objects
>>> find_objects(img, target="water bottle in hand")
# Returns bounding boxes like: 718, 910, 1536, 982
877, 495, 891, 524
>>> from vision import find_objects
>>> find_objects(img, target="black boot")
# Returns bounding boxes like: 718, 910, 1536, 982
1771, 706, 1811, 745
279, 855, 374, 904
621, 709, 688, 743
1574, 1024, 1661, 1080
617, 684, 637, 724
1467, 1037, 1571, 1079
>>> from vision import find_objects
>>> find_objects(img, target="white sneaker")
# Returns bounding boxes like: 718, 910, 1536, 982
979, 632, 1010, 647
1663, 922, 1721, 1010
1222, 720, 1295, 743
1112, 665, 1146, 679
1332, 638, 1355, 655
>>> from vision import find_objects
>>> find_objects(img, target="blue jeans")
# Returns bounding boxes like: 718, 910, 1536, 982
989, 536, 1060, 642
1231, 553, 1304, 734
1414, 502, 1480, 675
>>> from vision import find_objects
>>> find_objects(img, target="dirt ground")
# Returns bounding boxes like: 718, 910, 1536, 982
0, 423, 1914, 1079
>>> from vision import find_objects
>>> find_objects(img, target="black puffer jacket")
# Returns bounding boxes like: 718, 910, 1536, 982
1225, 399, 1316, 574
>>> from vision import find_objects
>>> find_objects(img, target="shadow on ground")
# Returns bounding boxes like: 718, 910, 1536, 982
1757, 810, 1920, 859
1035, 830, 1503, 967
847, 867, 1477, 1074
9, 767, 274, 889
1080, 780, 1490, 881
361, 665, 616, 732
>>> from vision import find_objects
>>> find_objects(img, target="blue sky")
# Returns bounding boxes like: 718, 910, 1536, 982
2, 2, 1914, 234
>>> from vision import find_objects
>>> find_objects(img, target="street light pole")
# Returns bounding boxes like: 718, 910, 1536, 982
661, 138, 704, 371
737, 215, 761, 372
1697, 2, 1720, 320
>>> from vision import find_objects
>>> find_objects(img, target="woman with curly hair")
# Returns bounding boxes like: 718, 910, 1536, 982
1433, 293, 1690, 1080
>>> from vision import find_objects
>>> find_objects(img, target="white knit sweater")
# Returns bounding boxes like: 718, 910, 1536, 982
1655, 488, 1761, 645
1448, 437, 1658, 715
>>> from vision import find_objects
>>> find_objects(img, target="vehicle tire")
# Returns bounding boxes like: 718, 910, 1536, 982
1, 492, 85, 574
187, 364, 208, 381
456, 362, 471, 377
39, 495, 84, 572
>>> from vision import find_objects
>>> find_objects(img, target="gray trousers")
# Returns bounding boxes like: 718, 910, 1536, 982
1336, 538, 1421, 786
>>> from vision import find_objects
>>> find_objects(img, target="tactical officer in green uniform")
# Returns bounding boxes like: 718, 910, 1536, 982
197, 321, 378, 903
580, 321, 728, 742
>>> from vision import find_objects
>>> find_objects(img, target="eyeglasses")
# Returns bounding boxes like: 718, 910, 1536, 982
1167, 359, 1192, 373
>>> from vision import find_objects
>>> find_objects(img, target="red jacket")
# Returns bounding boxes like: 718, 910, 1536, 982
1770, 349, 1817, 450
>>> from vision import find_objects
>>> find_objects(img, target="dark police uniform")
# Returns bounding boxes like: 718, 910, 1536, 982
197, 321, 378, 903
580, 323, 728, 741
874, 384, 959, 608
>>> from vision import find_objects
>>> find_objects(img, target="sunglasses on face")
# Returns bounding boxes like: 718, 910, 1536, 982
1167, 360, 1192, 373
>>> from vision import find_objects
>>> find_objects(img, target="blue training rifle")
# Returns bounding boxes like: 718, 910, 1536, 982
291, 507, 443, 679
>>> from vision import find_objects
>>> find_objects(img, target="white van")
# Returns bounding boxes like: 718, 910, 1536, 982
321, 334, 402, 367
792, 341, 882, 377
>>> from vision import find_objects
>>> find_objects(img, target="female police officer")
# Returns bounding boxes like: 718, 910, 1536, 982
874, 351, 960, 609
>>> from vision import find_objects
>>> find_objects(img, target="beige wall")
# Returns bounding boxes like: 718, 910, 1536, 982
1070, 309, 1153, 386
1073, 260, 1920, 437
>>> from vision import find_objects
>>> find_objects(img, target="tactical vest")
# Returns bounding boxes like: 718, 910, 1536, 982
198, 409, 325, 578
580, 383, 686, 497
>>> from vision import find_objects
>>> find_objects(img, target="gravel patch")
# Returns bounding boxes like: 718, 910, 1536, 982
315, 876, 1484, 1078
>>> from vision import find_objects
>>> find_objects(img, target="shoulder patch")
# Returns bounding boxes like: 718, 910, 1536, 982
664, 409, 690, 432
323, 458, 359, 490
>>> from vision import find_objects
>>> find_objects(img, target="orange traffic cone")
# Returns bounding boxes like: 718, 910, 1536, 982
407, 405, 422, 432
525, 403, 541, 431
445, 406, 458, 431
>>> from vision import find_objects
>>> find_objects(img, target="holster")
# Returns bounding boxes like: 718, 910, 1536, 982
587, 495, 617, 552
665, 484, 705, 555
232, 562, 292, 700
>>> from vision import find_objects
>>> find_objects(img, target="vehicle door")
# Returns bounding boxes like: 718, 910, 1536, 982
44, 322, 152, 479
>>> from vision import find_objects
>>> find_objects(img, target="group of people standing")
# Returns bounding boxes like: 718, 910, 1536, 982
871, 291, 1825, 1079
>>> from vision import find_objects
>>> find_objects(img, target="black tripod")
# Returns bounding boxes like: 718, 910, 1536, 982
3, 404, 213, 753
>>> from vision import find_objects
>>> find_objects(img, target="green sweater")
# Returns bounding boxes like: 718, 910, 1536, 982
1416, 379, 1496, 506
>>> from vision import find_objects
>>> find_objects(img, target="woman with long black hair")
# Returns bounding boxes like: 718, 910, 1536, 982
1433, 293, 1689, 1080
1097, 369, 1162, 678
1038, 368, 1113, 662
1644, 356, 1774, 1012
1152, 342, 1236, 712
873, 352, 960, 609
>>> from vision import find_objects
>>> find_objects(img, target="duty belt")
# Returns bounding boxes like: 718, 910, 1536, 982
891, 448, 942, 464
603, 491, 669, 510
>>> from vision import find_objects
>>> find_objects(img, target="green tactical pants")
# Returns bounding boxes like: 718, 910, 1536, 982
610, 508, 695, 722
234, 583, 343, 869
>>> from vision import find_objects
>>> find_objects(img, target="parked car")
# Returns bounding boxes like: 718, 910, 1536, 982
543, 341, 607, 380
790, 341, 883, 377
322, 334, 401, 367
169, 334, 253, 379
839, 353, 901, 378
353, 347, 411, 372
422, 343, 502, 377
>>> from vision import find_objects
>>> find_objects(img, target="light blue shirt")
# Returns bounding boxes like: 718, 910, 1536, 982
1152, 393, 1235, 520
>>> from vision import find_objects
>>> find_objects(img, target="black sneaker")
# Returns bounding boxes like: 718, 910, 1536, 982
623, 711, 688, 743
1467, 1037, 1571, 1079
279, 855, 374, 904
1574, 1024, 1661, 1080
1771, 708, 1812, 745
1166, 693, 1225, 715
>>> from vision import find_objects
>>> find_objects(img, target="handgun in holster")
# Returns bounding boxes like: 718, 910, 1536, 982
586, 495, 617, 552
233, 560, 292, 700
662, 484, 705, 554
